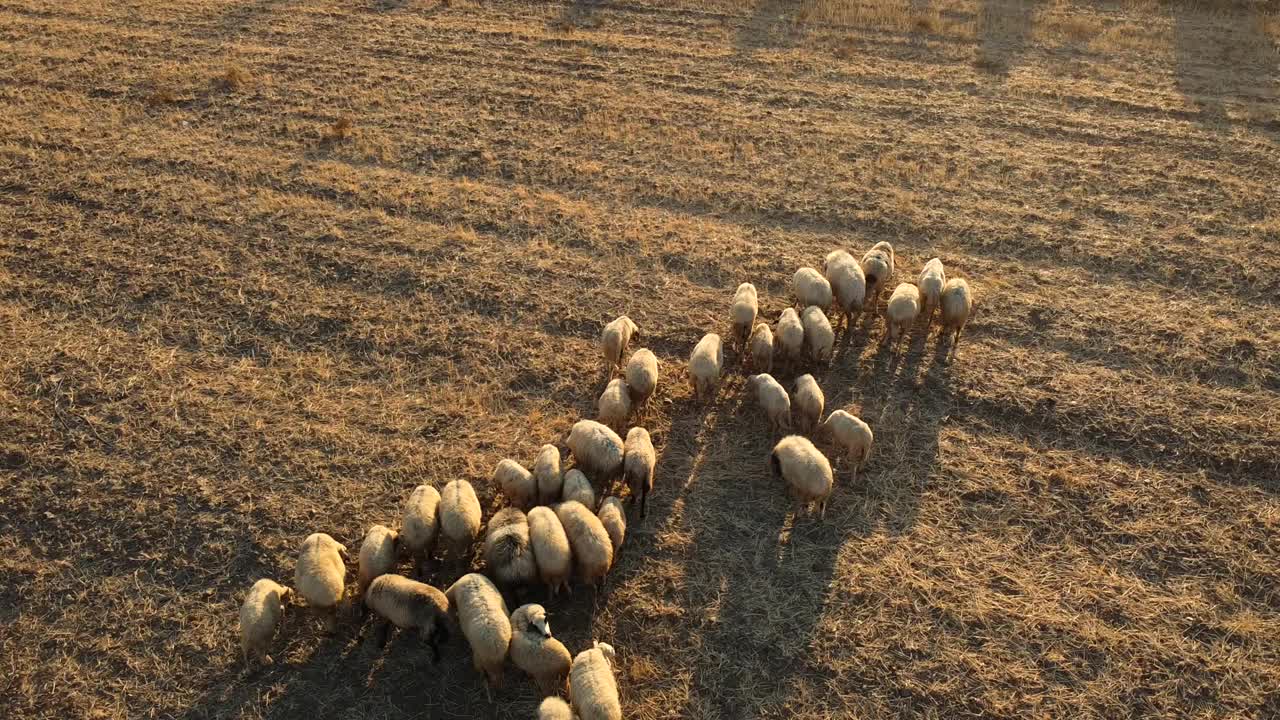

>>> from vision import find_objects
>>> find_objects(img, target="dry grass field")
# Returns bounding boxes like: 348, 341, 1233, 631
2, 0, 1280, 718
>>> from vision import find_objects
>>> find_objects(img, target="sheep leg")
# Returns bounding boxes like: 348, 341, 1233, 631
640, 487, 648, 519
322, 607, 338, 635
368, 617, 391, 650
428, 628, 442, 664
819, 500, 827, 520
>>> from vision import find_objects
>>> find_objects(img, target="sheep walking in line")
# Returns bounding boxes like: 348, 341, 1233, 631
860, 241, 895, 318
941, 278, 974, 354
440, 479, 482, 568
792, 374, 824, 435
561, 468, 597, 510
730, 282, 759, 351
597, 378, 632, 433
775, 308, 805, 368
239, 579, 291, 667
600, 316, 638, 378
824, 249, 866, 330
624, 349, 658, 418
748, 323, 774, 373
801, 305, 834, 364
884, 283, 920, 349
917, 257, 946, 329
688, 333, 724, 401
597, 497, 626, 560
555, 501, 613, 590
622, 426, 656, 519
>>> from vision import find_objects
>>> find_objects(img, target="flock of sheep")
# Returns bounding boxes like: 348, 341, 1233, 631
237, 241, 974, 720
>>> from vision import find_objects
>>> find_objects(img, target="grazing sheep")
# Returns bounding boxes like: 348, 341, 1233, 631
565, 420, 625, 486
538, 697, 575, 720
747, 373, 791, 434
792, 374, 824, 435
597, 378, 632, 432
363, 574, 450, 662
729, 282, 759, 348
445, 573, 512, 698
801, 306, 835, 363
885, 283, 921, 347
484, 508, 537, 596
239, 578, 291, 666
918, 258, 946, 327
570, 641, 621, 720
624, 348, 658, 414
940, 278, 973, 351
860, 241, 896, 313
793, 267, 833, 310
775, 308, 805, 365
824, 250, 866, 328
494, 458, 537, 510
534, 444, 564, 506
400, 484, 440, 578
440, 479, 482, 565
600, 316, 638, 375
748, 323, 774, 373
528, 506, 572, 597
561, 468, 597, 510
510, 604, 572, 696
295, 533, 347, 634
357, 524, 399, 596
555, 501, 613, 588
597, 497, 626, 559
821, 410, 874, 482
770, 435, 835, 519
622, 426, 656, 519
688, 333, 724, 401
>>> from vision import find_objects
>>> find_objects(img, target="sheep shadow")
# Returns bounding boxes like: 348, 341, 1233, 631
975, 0, 1047, 77
1170, 1, 1279, 137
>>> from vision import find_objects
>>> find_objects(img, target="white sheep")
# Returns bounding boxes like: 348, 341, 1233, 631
600, 316, 638, 375
561, 468, 597, 510
917, 257, 946, 327
538, 697, 575, 720
622, 426, 655, 519
510, 603, 572, 696
941, 277, 973, 352
294, 532, 347, 634
400, 484, 440, 578
792, 374, 824, 435
884, 283, 920, 347
820, 410, 874, 482
494, 458, 537, 509
439, 479, 482, 565
624, 348, 658, 415
597, 497, 626, 560
363, 574, 450, 662
565, 420, 625, 486
483, 507, 537, 595
534, 444, 563, 506
357, 524, 399, 596
747, 373, 791, 434
445, 573, 512, 699
770, 435, 835, 519
688, 333, 724, 401
860, 241, 895, 313
239, 578, 291, 666
570, 641, 622, 720
555, 501, 613, 589
596, 378, 632, 432
801, 305, 834, 363
729, 282, 758, 348
528, 505, 572, 597
748, 323, 774, 373
775, 308, 805, 365
793, 267, 833, 309
824, 249, 866, 328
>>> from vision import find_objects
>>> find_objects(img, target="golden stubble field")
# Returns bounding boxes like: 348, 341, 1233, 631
2, 0, 1279, 718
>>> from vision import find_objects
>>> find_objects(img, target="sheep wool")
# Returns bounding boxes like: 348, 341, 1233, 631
555, 501, 614, 588
770, 435, 835, 519
860, 241, 896, 311
597, 496, 626, 559
357, 524, 399, 595
801, 305, 835, 363
624, 348, 659, 411
824, 249, 866, 326
561, 468, 597, 510
821, 410, 874, 482
538, 697, 575, 720
600, 316, 638, 373
748, 323, 774, 373
495, 458, 537, 509
792, 374, 824, 435
364, 574, 451, 661
918, 257, 946, 327
688, 333, 724, 401
730, 282, 759, 347
793, 267, 833, 310
885, 283, 921, 346
445, 573, 512, 696
747, 373, 791, 434
295, 532, 347, 633
622, 426, 656, 519
439, 479, 482, 564
941, 278, 973, 350
597, 378, 632, 432
400, 484, 440, 574
510, 603, 572, 696
566, 420, 625, 485
533, 444, 564, 505
570, 641, 622, 720
528, 506, 572, 596
239, 578, 291, 666
484, 507, 537, 592
775, 308, 805, 363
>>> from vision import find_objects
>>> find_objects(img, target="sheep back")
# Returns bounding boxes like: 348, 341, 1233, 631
566, 420, 625, 484
570, 644, 622, 720
357, 524, 399, 594
445, 573, 512, 685
400, 484, 441, 556
295, 533, 346, 610
624, 348, 659, 406
528, 506, 572, 595
555, 501, 613, 586
533, 444, 564, 505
